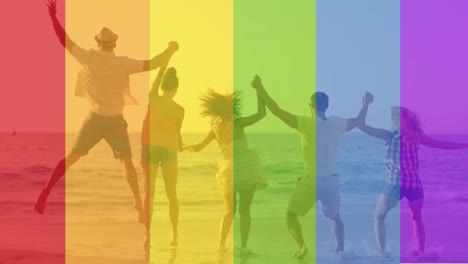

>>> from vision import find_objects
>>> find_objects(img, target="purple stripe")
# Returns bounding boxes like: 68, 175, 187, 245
401, 0, 468, 262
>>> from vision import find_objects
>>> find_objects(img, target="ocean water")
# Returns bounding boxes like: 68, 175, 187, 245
1, 132, 468, 263
1, 133, 376, 222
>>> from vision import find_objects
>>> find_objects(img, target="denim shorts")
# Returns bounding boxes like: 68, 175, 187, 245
383, 183, 424, 201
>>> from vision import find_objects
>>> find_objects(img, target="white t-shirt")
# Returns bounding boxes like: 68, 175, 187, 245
297, 115, 347, 178
71, 46, 144, 116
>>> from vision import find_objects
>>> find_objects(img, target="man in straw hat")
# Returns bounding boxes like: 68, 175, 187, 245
35, 0, 178, 227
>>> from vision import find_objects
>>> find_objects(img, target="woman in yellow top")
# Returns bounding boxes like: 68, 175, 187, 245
141, 49, 184, 250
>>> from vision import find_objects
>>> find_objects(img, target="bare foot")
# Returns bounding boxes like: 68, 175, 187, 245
143, 233, 150, 252
377, 249, 390, 260
34, 189, 50, 214
170, 236, 178, 248
133, 201, 145, 224
293, 244, 308, 259
332, 250, 354, 261
240, 248, 254, 258
218, 246, 228, 253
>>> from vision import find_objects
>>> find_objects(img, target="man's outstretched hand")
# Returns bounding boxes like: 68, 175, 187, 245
363, 91, 374, 105
168, 41, 179, 52
46, 0, 57, 17
251, 75, 263, 90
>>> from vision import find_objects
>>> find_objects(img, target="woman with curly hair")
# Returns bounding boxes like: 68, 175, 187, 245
184, 76, 267, 255
360, 106, 468, 259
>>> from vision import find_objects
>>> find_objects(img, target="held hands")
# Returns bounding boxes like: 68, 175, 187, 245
181, 145, 197, 152
359, 92, 374, 128
251, 75, 263, 90
46, 0, 57, 17
363, 91, 374, 106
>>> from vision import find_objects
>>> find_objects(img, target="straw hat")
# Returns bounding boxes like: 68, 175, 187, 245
95, 27, 118, 46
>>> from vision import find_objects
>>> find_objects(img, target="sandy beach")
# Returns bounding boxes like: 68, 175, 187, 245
2, 133, 468, 264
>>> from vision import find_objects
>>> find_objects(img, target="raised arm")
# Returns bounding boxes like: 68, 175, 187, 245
420, 134, 468, 149
148, 50, 174, 96
235, 76, 267, 128
142, 42, 178, 72
359, 125, 392, 141
253, 75, 298, 129
46, 0, 76, 52
345, 92, 373, 132
182, 130, 215, 152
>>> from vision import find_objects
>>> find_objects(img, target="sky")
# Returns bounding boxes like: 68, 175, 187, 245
316, 0, 400, 132
0, 0, 233, 134
402, 0, 468, 135
3, 1, 466, 134
0, 0, 399, 134
236, 0, 400, 134
0, 0, 65, 133
64, 0, 232, 134
233, 0, 315, 134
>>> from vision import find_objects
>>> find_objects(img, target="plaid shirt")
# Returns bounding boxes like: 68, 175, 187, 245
385, 131, 422, 189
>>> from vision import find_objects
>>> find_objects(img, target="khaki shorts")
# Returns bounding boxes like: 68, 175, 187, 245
72, 112, 132, 159
288, 175, 340, 218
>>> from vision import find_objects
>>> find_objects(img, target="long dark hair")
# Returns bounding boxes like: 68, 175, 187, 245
161, 67, 179, 90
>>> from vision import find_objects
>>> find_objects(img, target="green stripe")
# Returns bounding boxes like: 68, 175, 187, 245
234, 1, 316, 262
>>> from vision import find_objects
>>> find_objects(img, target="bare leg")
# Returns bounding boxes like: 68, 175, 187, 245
162, 161, 179, 247
142, 162, 158, 251
330, 214, 345, 252
219, 192, 234, 249
35, 152, 81, 214
287, 211, 308, 258
239, 186, 256, 249
121, 158, 144, 224
375, 193, 399, 256
408, 199, 425, 253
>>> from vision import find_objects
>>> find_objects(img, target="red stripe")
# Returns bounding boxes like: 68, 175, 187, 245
0, 0, 65, 263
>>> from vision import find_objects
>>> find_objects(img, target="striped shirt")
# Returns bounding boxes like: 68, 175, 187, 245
385, 131, 422, 189
71, 46, 143, 115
